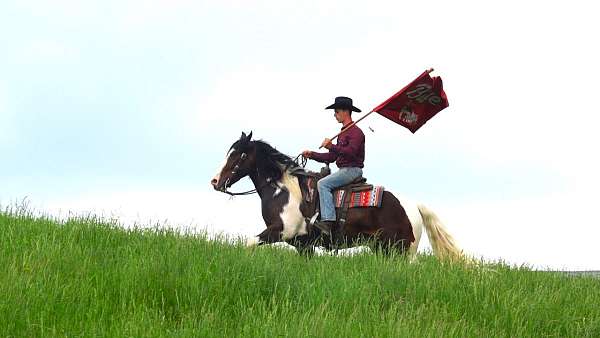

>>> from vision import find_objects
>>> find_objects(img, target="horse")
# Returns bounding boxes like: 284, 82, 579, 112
211, 131, 463, 259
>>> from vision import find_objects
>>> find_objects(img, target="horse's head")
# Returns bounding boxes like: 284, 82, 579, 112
211, 131, 257, 191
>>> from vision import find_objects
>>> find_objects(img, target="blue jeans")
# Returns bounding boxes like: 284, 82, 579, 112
317, 167, 363, 221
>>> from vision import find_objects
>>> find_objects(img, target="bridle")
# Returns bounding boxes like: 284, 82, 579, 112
221, 152, 273, 197
221, 152, 254, 196
219, 152, 307, 197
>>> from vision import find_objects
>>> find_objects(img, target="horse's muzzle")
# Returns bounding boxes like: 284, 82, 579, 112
211, 177, 229, 192
211, 178, 224, 191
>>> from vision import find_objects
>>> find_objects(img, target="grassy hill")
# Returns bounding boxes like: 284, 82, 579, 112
1, 207, 599, 337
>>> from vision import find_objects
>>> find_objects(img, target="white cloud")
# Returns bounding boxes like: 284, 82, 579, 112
435, 191, 600, 271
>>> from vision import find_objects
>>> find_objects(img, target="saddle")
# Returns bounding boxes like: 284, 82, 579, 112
291, 165, 384, 230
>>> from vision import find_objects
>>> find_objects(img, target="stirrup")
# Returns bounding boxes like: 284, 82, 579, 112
308, 212, 319, 227
308, 212, 330, 236
314, 220, 334, 237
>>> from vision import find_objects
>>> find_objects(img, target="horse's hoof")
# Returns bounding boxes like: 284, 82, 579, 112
246, 236, 261, 247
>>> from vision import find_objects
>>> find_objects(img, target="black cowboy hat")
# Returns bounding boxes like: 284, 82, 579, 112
325, 96, 362, 113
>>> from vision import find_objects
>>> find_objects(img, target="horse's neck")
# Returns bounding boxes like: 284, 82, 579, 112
248, 170, 276, 200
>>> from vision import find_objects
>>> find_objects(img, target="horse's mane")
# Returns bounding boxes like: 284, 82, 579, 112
252, 140, 297, 182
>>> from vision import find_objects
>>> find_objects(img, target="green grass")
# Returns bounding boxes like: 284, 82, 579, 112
1, 206, 599, 337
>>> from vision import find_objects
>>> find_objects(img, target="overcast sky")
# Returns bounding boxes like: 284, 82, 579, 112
1, 0, 599, 270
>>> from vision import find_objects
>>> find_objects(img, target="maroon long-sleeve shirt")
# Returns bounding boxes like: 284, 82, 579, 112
310, 124, 365, 168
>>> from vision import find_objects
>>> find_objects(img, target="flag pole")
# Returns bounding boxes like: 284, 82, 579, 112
318, 68, 434, 149
318, 110, 374, 149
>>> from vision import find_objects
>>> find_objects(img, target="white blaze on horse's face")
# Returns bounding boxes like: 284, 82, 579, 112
211, 147, 235, 188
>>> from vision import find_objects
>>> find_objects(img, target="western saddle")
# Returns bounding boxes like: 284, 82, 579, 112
290, 164, 373, 231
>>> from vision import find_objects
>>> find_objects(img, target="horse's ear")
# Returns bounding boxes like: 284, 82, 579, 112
240, 131, 247, 140
247, 131, 252, 141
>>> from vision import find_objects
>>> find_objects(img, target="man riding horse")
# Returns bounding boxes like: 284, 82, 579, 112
210, 70, 464, 259
302, 96, 365, 237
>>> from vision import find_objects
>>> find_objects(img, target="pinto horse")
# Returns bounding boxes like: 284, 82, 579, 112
211, 131, 463, 259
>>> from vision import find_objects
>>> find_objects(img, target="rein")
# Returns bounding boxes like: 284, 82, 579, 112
223, 188, 261, 196
221, 153, 307, 197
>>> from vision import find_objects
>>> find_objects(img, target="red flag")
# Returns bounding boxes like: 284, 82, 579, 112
373, 70, 449, 133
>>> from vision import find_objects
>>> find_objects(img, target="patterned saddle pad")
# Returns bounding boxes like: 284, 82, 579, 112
334, 186, 385, 208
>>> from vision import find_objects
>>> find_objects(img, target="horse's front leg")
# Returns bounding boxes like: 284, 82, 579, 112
246, 224, 283, 247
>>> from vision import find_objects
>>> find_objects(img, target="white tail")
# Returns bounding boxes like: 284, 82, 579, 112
417, 204, 464, 260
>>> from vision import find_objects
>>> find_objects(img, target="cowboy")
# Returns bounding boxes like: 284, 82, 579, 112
302, 96, 365, 236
